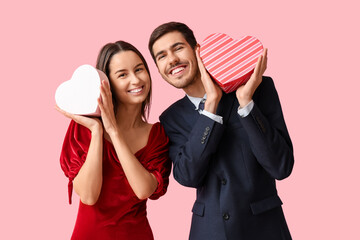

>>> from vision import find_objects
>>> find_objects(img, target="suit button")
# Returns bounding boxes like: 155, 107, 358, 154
205, 126, 210, 131
223, 213, 230, 220
221, 179, 227, 185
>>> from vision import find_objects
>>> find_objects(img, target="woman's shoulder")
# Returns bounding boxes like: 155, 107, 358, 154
148, 122, 165, 135
61, 120, 92, 153
67, 120, 91, 136
147, 122, 168, 145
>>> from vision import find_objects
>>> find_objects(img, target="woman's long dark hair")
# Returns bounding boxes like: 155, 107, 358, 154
96, 41, 151, 121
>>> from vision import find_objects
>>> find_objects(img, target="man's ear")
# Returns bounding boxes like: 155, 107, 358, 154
195, 43, 200, 51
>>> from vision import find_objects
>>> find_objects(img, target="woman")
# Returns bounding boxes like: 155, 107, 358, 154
57, 41, 171, 239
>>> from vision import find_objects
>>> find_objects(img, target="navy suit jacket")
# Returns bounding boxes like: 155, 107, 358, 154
160, 77, 294, 240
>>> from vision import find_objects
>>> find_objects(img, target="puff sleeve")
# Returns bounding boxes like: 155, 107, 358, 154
59, 120, 91, 204
143, 123, 171, 200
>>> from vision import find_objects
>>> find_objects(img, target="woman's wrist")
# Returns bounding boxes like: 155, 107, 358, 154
91, 125, 103, 136
108, 128, 121, 139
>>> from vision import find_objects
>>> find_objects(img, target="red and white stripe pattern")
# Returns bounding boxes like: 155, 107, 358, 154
200, 33, 263, 93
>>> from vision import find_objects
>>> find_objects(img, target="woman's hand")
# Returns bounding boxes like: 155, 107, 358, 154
98, 80, 119, 137
55, 105, 102, 134
195, 45, 223, 114
236, 48, 268, 107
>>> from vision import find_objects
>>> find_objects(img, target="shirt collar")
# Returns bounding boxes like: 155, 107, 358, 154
186, 94, 207, 110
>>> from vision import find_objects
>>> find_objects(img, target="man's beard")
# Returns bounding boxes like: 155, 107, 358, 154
164, 69, 200, 90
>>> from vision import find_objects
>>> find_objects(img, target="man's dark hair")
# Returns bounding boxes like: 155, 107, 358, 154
148, 22, 197, 61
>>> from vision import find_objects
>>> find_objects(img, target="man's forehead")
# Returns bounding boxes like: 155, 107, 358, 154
153, 31, 186, 52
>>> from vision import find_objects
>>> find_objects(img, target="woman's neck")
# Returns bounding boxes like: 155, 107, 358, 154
115, 103, 145, 130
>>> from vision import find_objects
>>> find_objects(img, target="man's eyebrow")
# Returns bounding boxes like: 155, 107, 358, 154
154, 42, 186, 59
172, 42, 185, 48
155, 50, 165, 60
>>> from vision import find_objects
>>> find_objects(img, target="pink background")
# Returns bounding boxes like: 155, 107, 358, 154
1, 0, 359, 239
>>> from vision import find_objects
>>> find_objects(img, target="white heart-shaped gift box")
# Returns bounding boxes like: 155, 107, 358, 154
55, 65, 109, 116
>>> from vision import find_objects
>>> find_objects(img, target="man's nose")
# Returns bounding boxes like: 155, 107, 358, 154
168, 52, 180, 66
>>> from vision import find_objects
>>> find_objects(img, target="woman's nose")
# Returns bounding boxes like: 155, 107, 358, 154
130, 73, 141, 84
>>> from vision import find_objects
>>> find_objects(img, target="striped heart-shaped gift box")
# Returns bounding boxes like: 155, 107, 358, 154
200, 33, 263, 93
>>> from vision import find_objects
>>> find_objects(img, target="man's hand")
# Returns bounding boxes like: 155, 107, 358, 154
195, 45, 223, 114
236, 48, 268, 107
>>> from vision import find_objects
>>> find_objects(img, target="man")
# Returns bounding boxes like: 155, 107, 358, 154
149, 22, 294, 240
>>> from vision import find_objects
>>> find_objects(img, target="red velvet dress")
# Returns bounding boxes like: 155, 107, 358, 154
60, 120, 171, 240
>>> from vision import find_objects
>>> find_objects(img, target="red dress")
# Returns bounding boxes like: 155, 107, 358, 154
60, 121, 171, 240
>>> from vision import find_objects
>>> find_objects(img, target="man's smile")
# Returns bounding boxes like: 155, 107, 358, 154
168, 64, 187, 76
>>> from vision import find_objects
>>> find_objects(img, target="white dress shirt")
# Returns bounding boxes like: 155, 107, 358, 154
186, 94, 254, 124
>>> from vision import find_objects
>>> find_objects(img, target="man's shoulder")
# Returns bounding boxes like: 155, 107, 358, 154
160, 96, 188, 121
253, 76, 276, 98
259, 76, 275, 89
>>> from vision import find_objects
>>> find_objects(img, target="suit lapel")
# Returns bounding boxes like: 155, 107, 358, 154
178, 95, 201, 126
216, 92, 236, 125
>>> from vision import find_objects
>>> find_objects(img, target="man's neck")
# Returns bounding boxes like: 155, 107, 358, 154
183, 76, 205, 98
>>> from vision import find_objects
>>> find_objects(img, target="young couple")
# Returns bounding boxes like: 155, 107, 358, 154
58, 22, 294, 240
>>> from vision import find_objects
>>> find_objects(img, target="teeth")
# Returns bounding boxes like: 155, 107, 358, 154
171, 67, 185, 75
129, 87, 142, 93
